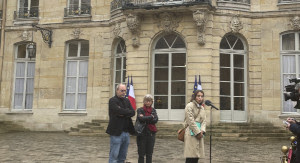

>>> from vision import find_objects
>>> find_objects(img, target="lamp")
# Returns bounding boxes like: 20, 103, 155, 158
32, 24, 52, 48
27, 42, 36, 59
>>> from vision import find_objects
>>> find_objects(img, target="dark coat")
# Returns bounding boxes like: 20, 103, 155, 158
136, 107, 158, 135
106, 95, 135, 136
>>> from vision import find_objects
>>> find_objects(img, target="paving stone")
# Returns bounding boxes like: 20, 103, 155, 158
0, 132, 292, 163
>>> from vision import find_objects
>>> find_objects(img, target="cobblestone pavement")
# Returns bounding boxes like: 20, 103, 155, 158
0, 132, 291, 163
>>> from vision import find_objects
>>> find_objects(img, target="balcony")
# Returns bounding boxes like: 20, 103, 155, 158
14, 7, 39, 19
217, 0, 250, 11
111, 0, 211, 11
64, 6, 92, 17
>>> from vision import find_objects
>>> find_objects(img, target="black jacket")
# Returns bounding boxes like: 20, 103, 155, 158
106, 95, 135, 136
136, 107, 158, 135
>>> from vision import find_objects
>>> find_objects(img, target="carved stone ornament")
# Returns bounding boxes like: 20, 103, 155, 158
193, 10, 207, 45
20, 30, 31, 41
290, 16, 300, 30
157, 12, 181, 33
113, 23, 121, 38
126, 14, 142, 47
230, 15, 243, 33
71, 28, 83, 39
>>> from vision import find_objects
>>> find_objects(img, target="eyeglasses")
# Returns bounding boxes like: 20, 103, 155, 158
120, 90, 126, 92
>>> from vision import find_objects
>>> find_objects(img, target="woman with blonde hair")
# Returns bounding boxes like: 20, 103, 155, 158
135, 94, 158, 163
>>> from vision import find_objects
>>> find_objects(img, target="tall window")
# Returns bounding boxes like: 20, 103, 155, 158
17, 0, 39, 18
219, 35, 246, 111
66, 0, 91, 16
153, 34, 186, 110
281, 32, 300, 112
114, 39, 126, 91
13, 43, 36, 110
64, 40, 89, 110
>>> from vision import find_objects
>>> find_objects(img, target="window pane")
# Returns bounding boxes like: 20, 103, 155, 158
220, 82, 230, 95
123, 57, 126, 69
172, 53, 185, 66
220, 97, 231, 110
27, 62, 35, 77
282, 56, 296, 73
234, 69, 244, 82
220, 68, 230, 81
31, 0, 39, 7
154, 96, 168, 109
172, 37, 185, 48
233, 39, 244, 50
25, 94, 33, 109
82, 0, 91, 5
68, 42, 78, 57
164, 34, 177, 47
19, 0, 28, 8
17, 44, 26, 58
172, 67, 185, 80
282, 33, 295, 50
154, 82, 168, 95
171, 81, 185, 95
155, 38, 169, 49
67, 61, 77, 76
15, 79, 25, 93
77, 93, 87, 109
171, 96, 185, 109
234, 83, 244, 96
234, 54, 244, 68
26, 78, 34, 93
116, 58, 121, 70
234, 97, 244, 111
66, 77, 76, 93
155, 54, 168, 66
14, 94, 23, 108
79, 61, 88, 77
155, 68, 168, 80
226, 35, 238, 49
78, 77, 87, 92
122, 70, 126, 82
220, 53, 230, 67
220, 37, 230, 49
80, 42, 89, 56
16, 62, 26, 77
65, 93, 75, 109
115, 71, 121, 83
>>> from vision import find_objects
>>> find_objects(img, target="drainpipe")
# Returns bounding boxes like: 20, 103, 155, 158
0, 0, 7, 107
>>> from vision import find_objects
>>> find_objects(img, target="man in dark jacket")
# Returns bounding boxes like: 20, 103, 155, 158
287, 117, 300, 163
106, 83, 135, 163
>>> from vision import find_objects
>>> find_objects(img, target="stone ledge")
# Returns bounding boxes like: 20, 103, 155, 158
278, 113, 300, 120
6, 111, 33, 115
58, 112, 87, 116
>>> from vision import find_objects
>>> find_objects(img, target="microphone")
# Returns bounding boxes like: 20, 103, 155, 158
205, 100, 219, 110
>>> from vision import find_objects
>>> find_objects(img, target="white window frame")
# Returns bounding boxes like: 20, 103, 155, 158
63, 40, 89, 111
12, 43, 36, 110
68, 0, 90, 8
113, 39, 126, 94
17, 0, 39, 18
281, 32, 300, 113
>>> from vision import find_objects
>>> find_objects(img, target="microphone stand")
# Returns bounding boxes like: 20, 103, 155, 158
210, 106, 213, 163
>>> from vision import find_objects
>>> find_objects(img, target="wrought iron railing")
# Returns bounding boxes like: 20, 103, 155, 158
64, 6, 91, 17
14, 7, 39, 19
111, 0, 211, 11
217, 0, 250, 3
278, 0, 300, 3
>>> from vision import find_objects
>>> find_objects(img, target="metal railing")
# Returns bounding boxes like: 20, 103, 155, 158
64, 6, 91, 17
111, 0, 211, 11
217, 0, 250, 4
14, 7, 39, 19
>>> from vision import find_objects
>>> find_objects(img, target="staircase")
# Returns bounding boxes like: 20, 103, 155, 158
67, 120, 293, 141
0, 121, 29, 133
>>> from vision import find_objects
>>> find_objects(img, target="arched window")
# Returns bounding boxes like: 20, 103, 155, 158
153, 34, 186, 120
114, 39, 127, 91
219, 34, 247, 122
13, 42, 36, 110
64, 40, 89, 110
281, 32, 300, 112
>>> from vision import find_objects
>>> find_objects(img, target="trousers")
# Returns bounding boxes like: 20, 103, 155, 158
136, 133, 156, 163
109, 132, 130, 163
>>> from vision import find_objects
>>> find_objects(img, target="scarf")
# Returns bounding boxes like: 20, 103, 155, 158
143, 105, 157, 133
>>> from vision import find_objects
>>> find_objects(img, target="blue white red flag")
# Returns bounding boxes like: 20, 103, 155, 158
193, 75, 197, 93
197, 75, 202, 90
125, 76, 130, 98
128, 76, 136, 110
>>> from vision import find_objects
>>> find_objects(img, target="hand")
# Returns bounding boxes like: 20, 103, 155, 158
139, 114, 144, 117
196, 131, 203, 140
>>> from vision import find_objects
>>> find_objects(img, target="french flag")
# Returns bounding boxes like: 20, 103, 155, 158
197, 75, 202, 90
128, 76, 136, 110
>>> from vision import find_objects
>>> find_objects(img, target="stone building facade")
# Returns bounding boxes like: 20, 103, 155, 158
0, 0, 299, 131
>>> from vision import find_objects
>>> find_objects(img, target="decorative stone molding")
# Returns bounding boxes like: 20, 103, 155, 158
126, 14, 142, 47
20, 30, 31, 41
230, 15, 243, 33
193, 10, 207, 45
113, 23, 121, 38
290, 16, 300, 30
71, 28, 83, 39
157, 12, 181, 33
